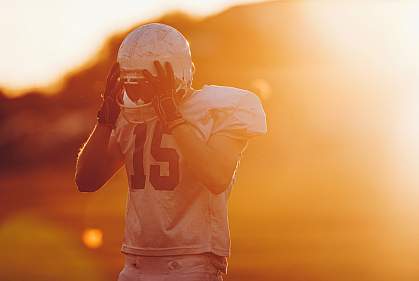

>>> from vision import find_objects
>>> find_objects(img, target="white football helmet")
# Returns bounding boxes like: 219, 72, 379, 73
117, 23, 194, 124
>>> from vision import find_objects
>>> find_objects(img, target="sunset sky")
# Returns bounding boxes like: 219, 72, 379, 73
0, 0, 262, 93
1, 1, 418, 96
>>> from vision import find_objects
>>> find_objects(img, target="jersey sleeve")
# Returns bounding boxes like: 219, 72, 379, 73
211, 91, 267, 140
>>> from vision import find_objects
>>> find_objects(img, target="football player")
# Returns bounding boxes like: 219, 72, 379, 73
75, 23, 267, 281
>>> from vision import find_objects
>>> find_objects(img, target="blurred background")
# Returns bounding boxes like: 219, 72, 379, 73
1, 1, 419, 280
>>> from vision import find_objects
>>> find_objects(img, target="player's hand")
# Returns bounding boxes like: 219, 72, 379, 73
143, 61, 186, 132
97, 63, 123, 128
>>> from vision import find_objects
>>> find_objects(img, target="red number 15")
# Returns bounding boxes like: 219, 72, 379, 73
130, 121, 180, 191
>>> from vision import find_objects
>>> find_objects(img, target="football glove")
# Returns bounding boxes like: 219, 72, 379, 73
97, 63, 123, 128
142, 61, 186, 132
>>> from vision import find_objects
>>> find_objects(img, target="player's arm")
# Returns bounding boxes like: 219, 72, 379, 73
75, 124, 124, 192
143, 61, 250, 194
172, 124, 247, 194
75, 63, 124, 192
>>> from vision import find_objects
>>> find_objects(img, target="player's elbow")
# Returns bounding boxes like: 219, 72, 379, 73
205, 174, 232, 195
201, 165, 235, 195
207, 183, 229, 195
74, 173, 102, 192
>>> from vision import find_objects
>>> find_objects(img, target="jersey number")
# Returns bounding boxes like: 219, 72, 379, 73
131, 122, 180, 191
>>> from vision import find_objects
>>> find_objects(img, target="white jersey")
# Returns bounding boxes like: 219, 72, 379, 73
111, 85, 267, 260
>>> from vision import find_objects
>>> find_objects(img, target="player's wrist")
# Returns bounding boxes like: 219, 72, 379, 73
153, 94, 185, 133
166, 118, 187, 132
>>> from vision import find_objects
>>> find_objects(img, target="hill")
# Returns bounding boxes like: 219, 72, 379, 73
0, 1, 325, 168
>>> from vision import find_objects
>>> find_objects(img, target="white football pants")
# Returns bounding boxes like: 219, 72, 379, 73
117, 253, 224, 281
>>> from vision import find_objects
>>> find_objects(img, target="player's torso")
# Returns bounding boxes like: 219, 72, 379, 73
113, 85, 262, 255
118, 117, 217, 250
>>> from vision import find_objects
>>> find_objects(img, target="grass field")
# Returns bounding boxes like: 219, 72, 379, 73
1, 150, 418, 281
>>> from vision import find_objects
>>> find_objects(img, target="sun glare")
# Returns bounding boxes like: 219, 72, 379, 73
251, 78, 272, 101
302, 2, 419, 199
82, 228, 103, 249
